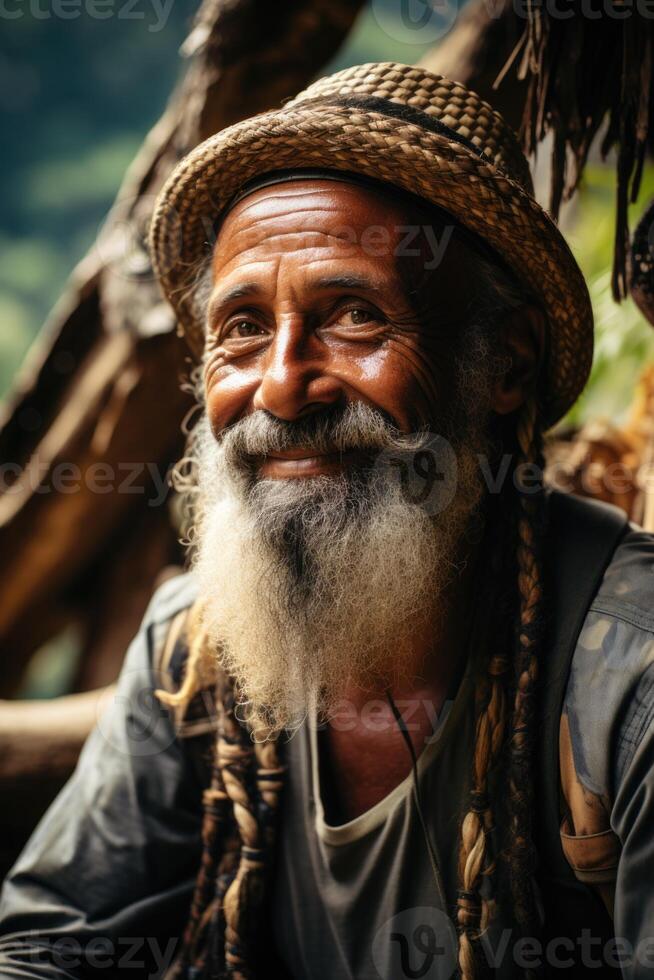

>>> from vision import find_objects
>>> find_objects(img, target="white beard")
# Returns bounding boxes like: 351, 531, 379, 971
190, 403, 486, 738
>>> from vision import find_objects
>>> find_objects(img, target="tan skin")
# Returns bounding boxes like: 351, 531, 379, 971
204, 179, 543, 822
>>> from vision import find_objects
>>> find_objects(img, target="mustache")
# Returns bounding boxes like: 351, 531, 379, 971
217, 401, 430, 474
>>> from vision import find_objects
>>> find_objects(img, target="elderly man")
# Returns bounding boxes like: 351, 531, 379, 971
2, 62, 654, 980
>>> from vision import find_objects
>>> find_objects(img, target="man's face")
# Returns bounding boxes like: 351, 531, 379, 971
202, 179, 469, 465
192, 179, 497, 736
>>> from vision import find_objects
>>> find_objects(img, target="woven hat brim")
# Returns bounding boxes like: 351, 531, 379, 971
149, 102, 593, 428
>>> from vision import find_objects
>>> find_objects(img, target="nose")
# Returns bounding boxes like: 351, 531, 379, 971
252, 321, 343, 421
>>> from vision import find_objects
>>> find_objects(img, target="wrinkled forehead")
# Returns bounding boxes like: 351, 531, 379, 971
215, 178, 432, 250
209, 176, 469, 293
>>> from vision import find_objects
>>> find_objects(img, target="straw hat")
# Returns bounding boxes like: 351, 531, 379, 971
149, 61, 593, 427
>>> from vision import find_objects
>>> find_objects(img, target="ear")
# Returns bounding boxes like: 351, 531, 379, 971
491, 306, 545, 415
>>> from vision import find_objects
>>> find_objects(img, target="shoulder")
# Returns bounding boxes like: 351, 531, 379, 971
142, 570, 199, 631
589, 525, 654, 630
138, 571, 199, 670
140, 572, 222, 740
564, 523, 654, 801
106, 571, 200, 705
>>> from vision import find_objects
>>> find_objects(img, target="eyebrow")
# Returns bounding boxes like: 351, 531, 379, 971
311, 274, 382, 292
206, 273, 386, 325
206, 282, 263, 324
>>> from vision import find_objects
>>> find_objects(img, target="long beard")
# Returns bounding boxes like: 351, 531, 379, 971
191, 402, 488, 738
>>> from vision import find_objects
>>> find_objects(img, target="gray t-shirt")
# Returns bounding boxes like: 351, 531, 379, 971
271, 691, 472, 980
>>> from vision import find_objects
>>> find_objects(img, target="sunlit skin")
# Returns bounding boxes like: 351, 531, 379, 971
203, 179, 543, 820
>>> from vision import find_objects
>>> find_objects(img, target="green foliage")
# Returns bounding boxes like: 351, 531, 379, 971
564, 164, 654, 428
0, 2, 190, 399
24, 134, 140, 215
567, 273, 654, 427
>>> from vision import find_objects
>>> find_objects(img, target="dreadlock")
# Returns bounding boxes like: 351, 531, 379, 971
158, 609, 286, 980
506, 400, 547, 938
456, 600, 511, 979
455, 396, 547, 980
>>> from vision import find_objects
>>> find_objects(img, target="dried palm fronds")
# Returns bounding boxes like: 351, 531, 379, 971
500, 5, 654, 301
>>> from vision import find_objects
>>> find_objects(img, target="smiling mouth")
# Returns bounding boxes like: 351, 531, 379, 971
257, 447, 363, 478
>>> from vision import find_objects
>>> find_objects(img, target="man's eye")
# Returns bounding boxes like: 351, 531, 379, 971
226, 320, 267, 339
324, 305, 387, 341
339, 308, 378, 327
348, 308, 372, 324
